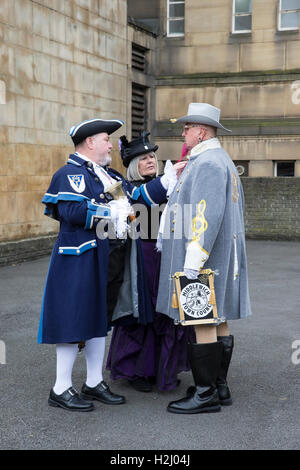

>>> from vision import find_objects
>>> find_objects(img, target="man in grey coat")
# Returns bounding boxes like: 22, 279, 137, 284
156, 103, 252, 414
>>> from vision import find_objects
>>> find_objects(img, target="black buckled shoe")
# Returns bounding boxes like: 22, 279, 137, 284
81, 381, 126, 405
48, 387, 94, 412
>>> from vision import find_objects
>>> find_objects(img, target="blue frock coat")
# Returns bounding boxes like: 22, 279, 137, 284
37, 153, 167, 344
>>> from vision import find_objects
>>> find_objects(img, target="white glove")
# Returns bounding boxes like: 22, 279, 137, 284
160, 160, 178, 197
121, 198, 134, 221
107, 200, 118, 224
116, 198, 132, 238
108, 198, 132, 238
184, 268, 199, 280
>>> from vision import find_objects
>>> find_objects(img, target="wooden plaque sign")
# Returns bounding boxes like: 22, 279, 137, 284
172, 269, 220, 326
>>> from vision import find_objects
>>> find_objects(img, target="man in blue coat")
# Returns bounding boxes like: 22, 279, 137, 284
38, 118, 169, 411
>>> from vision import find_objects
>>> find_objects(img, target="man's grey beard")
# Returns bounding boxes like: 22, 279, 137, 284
99, 154, 112, 167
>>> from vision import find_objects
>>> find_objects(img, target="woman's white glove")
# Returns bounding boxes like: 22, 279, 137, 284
184, 268, 199, 280
160, 160, 178, 197
108, 198, 132, 238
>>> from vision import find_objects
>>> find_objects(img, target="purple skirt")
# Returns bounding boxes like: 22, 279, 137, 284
106, 241, 195, 391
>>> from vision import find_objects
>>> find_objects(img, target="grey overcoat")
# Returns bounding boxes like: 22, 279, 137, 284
156, 138, 252, 322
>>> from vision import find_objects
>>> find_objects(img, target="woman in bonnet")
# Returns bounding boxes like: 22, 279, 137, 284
106, 132, 194, 392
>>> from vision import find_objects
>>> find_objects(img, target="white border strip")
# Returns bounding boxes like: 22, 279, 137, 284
69, 119, 124, 137
59, 239, 96, 250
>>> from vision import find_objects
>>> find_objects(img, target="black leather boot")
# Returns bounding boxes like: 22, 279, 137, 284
185, 335, 234, 405
167, 341, 223, 414
216, 335, 234, 406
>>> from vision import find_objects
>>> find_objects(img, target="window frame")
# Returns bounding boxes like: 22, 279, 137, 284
273, 160, 295, 177
278, 0, 300, 31
232, 0, 252, 34
167, 0, 185, 38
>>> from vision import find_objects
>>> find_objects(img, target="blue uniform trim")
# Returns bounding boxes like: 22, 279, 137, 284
58, 239, 97, 255
37, 249, 55, 344
128, 186, 141, 201
84, 200, 111, 230
143, 177, 166, 205
140, 184, 155, 206
67, 158, 82, 166
43, 192, 89, 204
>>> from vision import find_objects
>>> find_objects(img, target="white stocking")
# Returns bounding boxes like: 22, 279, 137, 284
84, 337, 106, 387
53, 343, 78, 395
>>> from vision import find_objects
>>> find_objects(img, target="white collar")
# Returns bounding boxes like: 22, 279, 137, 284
190, 138, 221, 157
75, 152, 100, 168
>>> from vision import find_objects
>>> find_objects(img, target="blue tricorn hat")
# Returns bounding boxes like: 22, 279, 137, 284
119, 131, 158, 168
69, 118, 124, 146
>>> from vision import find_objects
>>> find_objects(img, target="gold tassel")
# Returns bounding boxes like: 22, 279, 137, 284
172, 283, 179, 309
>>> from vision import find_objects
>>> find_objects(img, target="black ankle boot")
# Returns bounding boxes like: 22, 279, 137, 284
167, 341, 223, 414
216, 335, 234, 405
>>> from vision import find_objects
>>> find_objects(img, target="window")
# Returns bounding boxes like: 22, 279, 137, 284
274, 161, 295, 176
132, 44, 148, 73
167, 0, 185, 37
132, 84, 148, 139
278, 0, 300, 31
232, 0, 252, 33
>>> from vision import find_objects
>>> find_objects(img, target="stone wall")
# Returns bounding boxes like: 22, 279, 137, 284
0, 234, 56, 266
242, 177, 300, 240
0, 0, 128, 243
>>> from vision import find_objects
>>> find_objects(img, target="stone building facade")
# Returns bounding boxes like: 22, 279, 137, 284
130, 0, 300, 178
0, 0, 299, 262
0, 0, 128, 245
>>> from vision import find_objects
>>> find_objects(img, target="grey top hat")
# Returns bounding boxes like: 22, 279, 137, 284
176, 103, 232, 133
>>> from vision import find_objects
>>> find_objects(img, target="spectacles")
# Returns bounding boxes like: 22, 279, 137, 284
182, 124, 201, 134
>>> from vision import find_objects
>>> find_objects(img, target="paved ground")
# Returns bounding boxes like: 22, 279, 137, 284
0, 240, 299, 450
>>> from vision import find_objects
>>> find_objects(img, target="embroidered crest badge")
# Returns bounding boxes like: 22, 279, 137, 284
67, 174, 86, 193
